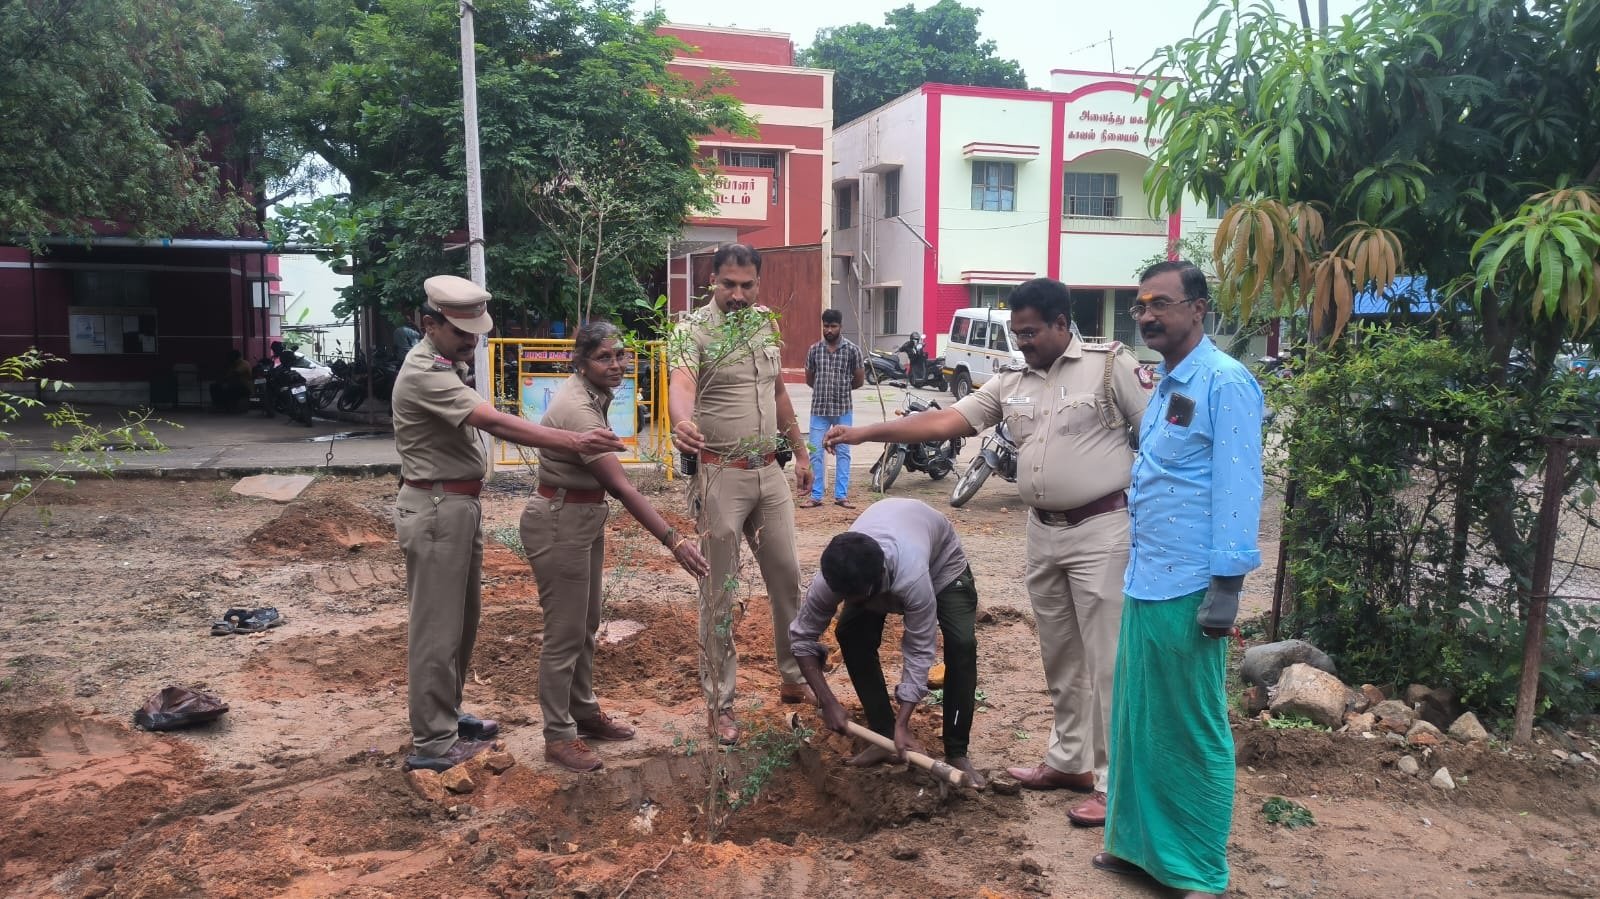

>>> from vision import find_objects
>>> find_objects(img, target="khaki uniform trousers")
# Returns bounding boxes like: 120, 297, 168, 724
520, 493, 610, 743
395, 484, 484, 758
695, 462, 803, 711
1024, 507, 1128, 793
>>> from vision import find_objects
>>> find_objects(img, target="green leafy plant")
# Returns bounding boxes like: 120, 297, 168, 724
726, 721, 813, 811
1262, 796, 1315, 829
1, 350, 173, 528
1264, 714, 1327, 732
487, 525, 525, 559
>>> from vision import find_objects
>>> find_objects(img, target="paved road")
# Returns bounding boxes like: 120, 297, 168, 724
0, 380, 970, 479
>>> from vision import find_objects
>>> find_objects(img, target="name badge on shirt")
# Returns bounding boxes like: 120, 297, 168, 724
1004, 395, 1032, 406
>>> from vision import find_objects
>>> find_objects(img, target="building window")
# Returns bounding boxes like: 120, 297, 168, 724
1112, 289, 1140, 346
1063, 172, 1120, 217
1071, 293, 1105, 338
717, 148, 781, 205
972, 285, 1012, 308
883, 170, 900, 218
970, 161, 1016, 211
882, 287, 899, 333
836, 185, 855, 229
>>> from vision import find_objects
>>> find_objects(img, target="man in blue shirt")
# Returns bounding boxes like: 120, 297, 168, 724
1093, 261, 1263, 898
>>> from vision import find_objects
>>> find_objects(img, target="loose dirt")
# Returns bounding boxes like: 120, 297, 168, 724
2, 473, 1597, 898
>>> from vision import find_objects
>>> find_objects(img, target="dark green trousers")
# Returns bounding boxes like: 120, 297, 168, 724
837, 565, 979, 758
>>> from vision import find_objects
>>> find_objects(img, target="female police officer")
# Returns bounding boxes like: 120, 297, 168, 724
522, 321, 709, 772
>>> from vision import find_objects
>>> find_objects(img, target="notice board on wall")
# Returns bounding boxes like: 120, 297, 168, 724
68, 307, 158, 355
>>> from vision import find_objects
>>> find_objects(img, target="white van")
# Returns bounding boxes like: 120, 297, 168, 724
940, 308, 1023, 400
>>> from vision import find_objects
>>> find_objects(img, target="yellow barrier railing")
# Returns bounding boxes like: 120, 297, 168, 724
487, 338, 673, 477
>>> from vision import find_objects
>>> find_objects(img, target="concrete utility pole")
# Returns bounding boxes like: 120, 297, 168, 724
459, 0, 491, 404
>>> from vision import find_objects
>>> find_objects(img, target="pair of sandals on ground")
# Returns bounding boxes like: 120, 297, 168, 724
801, 498, 855, 508
210, 607, 284, 635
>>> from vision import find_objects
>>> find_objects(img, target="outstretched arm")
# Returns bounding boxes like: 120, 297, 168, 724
466, 404, 623, 455
585, 453, 708, 578
824, 407, 975, 451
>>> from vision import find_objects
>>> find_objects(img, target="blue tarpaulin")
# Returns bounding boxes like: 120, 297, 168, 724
1352, 275, 1437, 316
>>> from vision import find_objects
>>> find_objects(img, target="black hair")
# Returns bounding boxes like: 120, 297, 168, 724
1139, 260, 1210, 302
711, 243, 762, 275
821, 308, 843, 325
418, 304, 448, 327
572, 320, 622, 370
820, 532, 886, 598
1007, 277, 1073, 326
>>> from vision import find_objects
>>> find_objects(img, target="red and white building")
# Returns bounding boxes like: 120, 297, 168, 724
830, 70, 1226, 360
659, 24, 831, 369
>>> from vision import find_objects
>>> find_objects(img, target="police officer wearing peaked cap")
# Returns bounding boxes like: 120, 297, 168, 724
392, 274, 626, 773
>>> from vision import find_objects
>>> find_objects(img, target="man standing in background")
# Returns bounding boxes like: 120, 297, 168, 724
804, 308, 865, 508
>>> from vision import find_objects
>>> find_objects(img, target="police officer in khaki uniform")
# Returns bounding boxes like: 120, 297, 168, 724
524, 321, 708, 773
667, 243, 815, 746
826, 277, 1149, 824
393, 275, 625, 772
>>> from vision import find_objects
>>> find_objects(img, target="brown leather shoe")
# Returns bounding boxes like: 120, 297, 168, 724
404, 738, 490, 772
1068, 790, 1107, 827
576, 711, 636, 742
715, 711, 740, 745
778, 682, 817, 706
1004, 763, 1094, 792
545, 738, 603, 772
1091, 852, 1146, 877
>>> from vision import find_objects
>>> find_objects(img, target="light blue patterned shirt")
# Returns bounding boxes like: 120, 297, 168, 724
1125, 336, 1264, 602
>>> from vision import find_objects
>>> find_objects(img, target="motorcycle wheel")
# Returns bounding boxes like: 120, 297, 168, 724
927, 446, 956, 480
336, 385, 365, 412
311, 383, 337, 411
870, 444, 908, 489
949, 457, 992, 508
866, 365, 883, 385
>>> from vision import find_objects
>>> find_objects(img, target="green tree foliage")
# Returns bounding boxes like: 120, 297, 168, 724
0, 0, 279, 244
1144, 0, 1600, 721
263, 0, 750, 327
798, 0, 1028, 126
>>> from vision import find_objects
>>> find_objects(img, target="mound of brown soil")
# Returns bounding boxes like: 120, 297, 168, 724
244, 497, 397, 560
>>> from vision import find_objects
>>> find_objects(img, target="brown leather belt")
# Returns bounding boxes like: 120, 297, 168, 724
1035, 490, 1127, 527
699, 449, 777, 469
536, 483, 607, 504
402, 478, 483, 497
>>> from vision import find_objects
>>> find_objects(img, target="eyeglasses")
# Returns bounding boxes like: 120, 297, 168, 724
1127, 296, 1198, 319
1010, 327, 1044, 341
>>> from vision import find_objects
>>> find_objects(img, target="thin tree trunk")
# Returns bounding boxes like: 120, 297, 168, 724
1296, 0, 1312, 29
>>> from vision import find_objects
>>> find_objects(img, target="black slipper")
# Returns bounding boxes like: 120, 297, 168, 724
1091, 853, 1146, 877
234, 607, 284, 633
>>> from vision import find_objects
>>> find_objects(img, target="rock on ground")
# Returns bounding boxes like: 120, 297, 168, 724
1407, 720, 1444, 746
1371, 700, 1417, 732
1431, 767, 1456, 790
1397, 755, 1420, 776
1241, 640, 1338, 689
1343, 712, 1376, 735
441, 766, 476, 794
1269, 663, 1351, 729
1448, 712, 1491, 743
406, 769, 450, 802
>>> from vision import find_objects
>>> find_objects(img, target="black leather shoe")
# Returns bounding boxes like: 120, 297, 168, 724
404, 738, 490, 772
458, 714, 500, 740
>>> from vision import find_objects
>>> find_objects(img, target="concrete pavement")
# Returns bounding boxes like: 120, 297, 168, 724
0, 380, 969, 479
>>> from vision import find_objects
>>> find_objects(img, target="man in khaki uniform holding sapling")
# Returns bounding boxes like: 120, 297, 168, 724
393, 275, 624, 773
668, 243, 815, 746
826, 277, 1149, 824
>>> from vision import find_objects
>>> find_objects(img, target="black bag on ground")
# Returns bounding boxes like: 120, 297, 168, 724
133, 685, 229, 731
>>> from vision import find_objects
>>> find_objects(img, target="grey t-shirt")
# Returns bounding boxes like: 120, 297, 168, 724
788, 498, 968, 704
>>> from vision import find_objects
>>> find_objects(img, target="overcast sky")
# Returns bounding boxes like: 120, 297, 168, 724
640, 0, 1366, 87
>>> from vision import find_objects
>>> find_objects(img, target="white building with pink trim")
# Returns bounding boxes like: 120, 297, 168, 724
829, 70, 1224, 360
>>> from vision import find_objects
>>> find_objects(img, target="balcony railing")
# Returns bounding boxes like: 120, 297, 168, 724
1060, 215, 1167, 236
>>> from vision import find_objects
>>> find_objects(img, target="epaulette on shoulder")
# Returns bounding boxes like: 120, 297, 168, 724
999, 360, 1030, 372
429, 354, 454, 372
1081, 339, 1119, 353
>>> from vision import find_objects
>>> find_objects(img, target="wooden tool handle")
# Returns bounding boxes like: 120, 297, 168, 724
843, 721, 971, 788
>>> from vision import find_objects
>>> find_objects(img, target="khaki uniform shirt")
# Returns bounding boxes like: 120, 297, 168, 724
535, 373, 612, 490
670, 302, 783, 455
391, 336, 487, 482
953, 339, 1150, 511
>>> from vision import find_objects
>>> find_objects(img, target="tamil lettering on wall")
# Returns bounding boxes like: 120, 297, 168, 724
710, 174, 770, 221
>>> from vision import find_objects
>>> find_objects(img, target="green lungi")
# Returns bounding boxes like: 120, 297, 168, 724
1103, 589, 1233, 894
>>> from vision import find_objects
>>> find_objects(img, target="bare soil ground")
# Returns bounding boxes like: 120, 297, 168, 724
2, 473, 1598, 898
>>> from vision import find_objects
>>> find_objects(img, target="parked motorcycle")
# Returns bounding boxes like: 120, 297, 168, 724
948, 420, 1020, 508
255, 356, 314, 426
865, 333, 947, 390
869, 394, 963, 492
